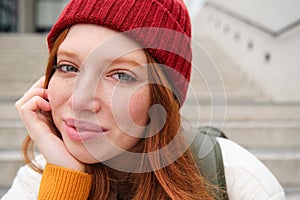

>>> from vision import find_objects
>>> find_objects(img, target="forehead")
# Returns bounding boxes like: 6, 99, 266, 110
58, 24, 147, 64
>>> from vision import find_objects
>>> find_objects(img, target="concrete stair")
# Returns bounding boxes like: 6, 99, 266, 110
0, 33, 47, 192
0, 33, 47, 100
183, 37, 300, 199
0, 34, 299, 199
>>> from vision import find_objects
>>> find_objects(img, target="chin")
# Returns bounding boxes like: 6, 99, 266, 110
69, 147, 119, 164
77, 156, 100, 164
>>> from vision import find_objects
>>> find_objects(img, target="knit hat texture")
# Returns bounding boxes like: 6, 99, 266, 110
47, 0, 192, 105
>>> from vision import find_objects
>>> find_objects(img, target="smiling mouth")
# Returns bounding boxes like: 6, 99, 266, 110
64, 118, 108, 142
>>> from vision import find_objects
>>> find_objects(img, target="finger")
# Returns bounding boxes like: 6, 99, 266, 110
22, 96, 51, 113
36, 96, 51, 112
15, 88, 48, 108
18, 97, 52, 140
18, 96, 51, 124
44, 89, 49, 101
16, 76, 46, 107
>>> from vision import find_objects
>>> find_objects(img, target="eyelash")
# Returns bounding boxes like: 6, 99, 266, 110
54, 64, 79, 73
111, 71, 136, 83
54, 64, 136, 83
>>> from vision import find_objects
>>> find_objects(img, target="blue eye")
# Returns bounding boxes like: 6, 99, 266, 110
54, 64, 79, 73
112, 72, 136, 82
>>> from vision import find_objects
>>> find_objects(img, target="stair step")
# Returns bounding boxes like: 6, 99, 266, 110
185, 120, 300, 150
182, 104, 300, 121
225, 127, 300, 150
0, 188, 8, 199
0, 102, 18, 120
252, 149, 300, 187
186, 85, 267, 102
0, 60, 46, 82
1, 120, 300, 150
0, 121, 26, 149
0, 148, 299, 189
2, 101, 300, 121
0, 81, 40, 100
221, 121, 300, 150
0, 150, 24, 188
285, 187, 300, 200
0, 35, 47, 101
0, 33, 47, 45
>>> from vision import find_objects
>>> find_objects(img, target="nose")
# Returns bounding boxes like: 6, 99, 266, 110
69, 72, 102, 113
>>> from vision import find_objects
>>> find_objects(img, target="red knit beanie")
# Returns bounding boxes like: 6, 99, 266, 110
47, 0, 192, 105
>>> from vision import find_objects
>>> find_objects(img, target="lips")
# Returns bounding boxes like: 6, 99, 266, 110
63, 118, 108, 142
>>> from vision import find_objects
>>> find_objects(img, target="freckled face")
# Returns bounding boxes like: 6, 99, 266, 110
47, 24, 151, 163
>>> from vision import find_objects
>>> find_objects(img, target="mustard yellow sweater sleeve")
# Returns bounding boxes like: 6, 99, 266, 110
38, 163, 92, 200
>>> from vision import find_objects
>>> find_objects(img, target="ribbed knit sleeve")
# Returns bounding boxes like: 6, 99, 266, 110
38, 163, 92, 200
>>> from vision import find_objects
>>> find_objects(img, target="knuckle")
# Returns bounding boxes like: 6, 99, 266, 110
18, 104, 27, 112
14, 101, 20, 108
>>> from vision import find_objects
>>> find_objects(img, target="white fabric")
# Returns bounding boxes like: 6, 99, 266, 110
2, 139, 286, 200
217, 138, 286, 200
1, 154, 45, 200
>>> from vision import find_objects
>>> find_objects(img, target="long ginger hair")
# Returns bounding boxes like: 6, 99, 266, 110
22, 28, 215, 200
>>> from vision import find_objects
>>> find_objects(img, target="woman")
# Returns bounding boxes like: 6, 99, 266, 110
3, 0, 285, 199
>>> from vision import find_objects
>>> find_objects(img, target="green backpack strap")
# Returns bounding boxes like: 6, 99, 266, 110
190, 127, 229, 200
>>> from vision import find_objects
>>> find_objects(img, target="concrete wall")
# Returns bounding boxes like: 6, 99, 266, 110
35, 1, 68, 30
209, 0, 300, 33
15, 0, 67, 33
192, 0, 300, 102
17, 0, 35, 33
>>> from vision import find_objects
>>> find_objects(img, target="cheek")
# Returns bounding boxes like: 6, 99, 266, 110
128, 87, 151, 126
47, 75, 73, 112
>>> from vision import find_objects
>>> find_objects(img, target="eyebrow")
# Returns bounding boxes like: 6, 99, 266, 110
111, 57, 145, 68
57, 49, 146, 70
57, 49, 79, 59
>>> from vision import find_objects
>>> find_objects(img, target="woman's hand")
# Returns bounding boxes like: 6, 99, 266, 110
15, 76, 86, 172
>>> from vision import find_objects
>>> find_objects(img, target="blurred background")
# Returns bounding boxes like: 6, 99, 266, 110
0, 0, 299, 199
